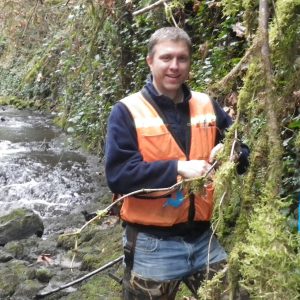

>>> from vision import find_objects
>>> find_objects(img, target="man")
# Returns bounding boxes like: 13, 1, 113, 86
105, 27, 249, 299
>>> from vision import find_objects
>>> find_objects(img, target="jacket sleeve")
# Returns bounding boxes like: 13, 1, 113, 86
104, 102, 178, 194
212, 100, 250, 174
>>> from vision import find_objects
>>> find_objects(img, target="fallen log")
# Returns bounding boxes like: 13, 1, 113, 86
35, 255, 124, 299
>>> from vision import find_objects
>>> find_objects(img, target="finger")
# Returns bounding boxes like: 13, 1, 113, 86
209, 144, 223, 163
199, 162, 211, 176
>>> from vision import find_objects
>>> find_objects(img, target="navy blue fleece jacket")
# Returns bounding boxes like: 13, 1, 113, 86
105, 80, 249, 195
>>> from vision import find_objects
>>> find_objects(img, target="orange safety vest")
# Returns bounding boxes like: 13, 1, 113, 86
119, 91, 217, 226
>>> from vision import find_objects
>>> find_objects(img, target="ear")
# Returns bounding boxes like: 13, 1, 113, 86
146, 55, 153, 69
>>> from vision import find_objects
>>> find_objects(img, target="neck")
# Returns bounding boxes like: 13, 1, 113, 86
152, 82, 183, 103
173, 90, 184, 104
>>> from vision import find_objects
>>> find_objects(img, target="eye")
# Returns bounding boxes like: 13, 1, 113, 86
178, 56, 189, 63
160, 55, 171, 61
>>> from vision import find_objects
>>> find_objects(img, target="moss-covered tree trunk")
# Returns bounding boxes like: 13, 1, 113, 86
206, 0, 300, 299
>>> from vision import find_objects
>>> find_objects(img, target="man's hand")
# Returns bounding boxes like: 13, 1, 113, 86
177, 160, 212, 179
208, 143, 224, 164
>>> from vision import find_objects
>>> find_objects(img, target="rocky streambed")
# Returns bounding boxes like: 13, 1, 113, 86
0, 106, 123, 300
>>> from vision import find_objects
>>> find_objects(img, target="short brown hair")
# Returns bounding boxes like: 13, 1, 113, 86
148, 27, 192, 57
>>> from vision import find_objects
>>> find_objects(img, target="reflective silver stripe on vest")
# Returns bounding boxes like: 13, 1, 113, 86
134, 117, 164, 128
190, 114, 216, 125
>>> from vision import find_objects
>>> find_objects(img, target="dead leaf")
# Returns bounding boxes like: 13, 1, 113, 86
227, 92, 238, 106
193, 1, 201, 13
223, 106, 235, 118
293, 90, 300, 108
232, 22, 246, 38
37, 254, 54, 266
198, 41, 209, 61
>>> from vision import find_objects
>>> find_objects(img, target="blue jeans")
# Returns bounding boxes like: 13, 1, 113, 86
123, 228, 227, 281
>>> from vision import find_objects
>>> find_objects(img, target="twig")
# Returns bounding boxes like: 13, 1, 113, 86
52, 160, 220, 298
206, 132, 239, 277
72, 160, 218, 234
70, 237, 78, 271
22, 0, 40, 38
58, 161, 218, 282
133, 0, 171, 16
206, 190, 227, 277
35, 255, 124, 298
229, 129, 238, 162
164, 2, 178, 27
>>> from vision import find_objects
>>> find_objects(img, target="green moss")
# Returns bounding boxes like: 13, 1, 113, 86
36, 268, 53, 283
80, 225, 123, 270
212, 161, 240, 244
14, 279, 44, 298
4, 241, 24, 258
57, 232, 79, 250
0, 260, 29, 297
186, 176, 206, 195
294, 131, 300, 148
174, 283, 195, 299
237, 58, 265, 116
58, 222, 123, 272
45, 0, 65, 4
0, 272, 19, 297
23, 59, 45, 84
237, 200, 300, 298
0, 96, 10, 105
81, 252, 101, 270
59, 224, 124, 299
0, 96, 35, 108
220, 0, 243, 16
198, 270, 226, 300
242, 0, 259, 36
65, 273, 122, 300
0, 208, 27, 224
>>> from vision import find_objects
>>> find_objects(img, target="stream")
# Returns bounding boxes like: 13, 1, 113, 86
0, 105, 109, 235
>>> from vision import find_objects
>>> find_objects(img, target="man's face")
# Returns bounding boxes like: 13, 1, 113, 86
146, 40, 191, 99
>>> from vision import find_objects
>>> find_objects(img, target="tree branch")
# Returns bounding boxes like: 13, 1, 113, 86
35, 256, 124, 298
133, 0, 171, 16
22, 0, 40, 38
164, 1, 178, 27
61, 161, 218, 237
217, 40, 259, 88
259, 0, 282, 191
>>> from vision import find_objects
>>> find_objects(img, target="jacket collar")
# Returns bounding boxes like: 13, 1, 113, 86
142, 75, 192, 108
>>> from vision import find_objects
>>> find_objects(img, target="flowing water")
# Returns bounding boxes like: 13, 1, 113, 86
0, 106, 108, 234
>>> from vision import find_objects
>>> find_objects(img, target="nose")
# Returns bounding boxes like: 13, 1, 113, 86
170, 58, 179, 70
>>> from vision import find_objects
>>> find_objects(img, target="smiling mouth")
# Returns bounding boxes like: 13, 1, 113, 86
166, 74, 180, 79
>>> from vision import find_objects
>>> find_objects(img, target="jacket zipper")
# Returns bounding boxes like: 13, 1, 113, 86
142, 89, 195, 223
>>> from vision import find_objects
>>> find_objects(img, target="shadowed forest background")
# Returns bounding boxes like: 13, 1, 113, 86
0, 0, 299, 299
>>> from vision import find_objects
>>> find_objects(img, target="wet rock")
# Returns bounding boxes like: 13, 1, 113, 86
0, 248, 13, 262
0, 259, 29, 298
4, 236, 44, 262
0, 220, 123, 299
4, 240, 24, 259
0, 208, 44, 246
81, 210, 97, 221
12, 279, 44, 300
0, 108, 123, 298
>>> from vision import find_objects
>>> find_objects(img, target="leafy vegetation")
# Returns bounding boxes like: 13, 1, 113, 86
0, 0, 299, 299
